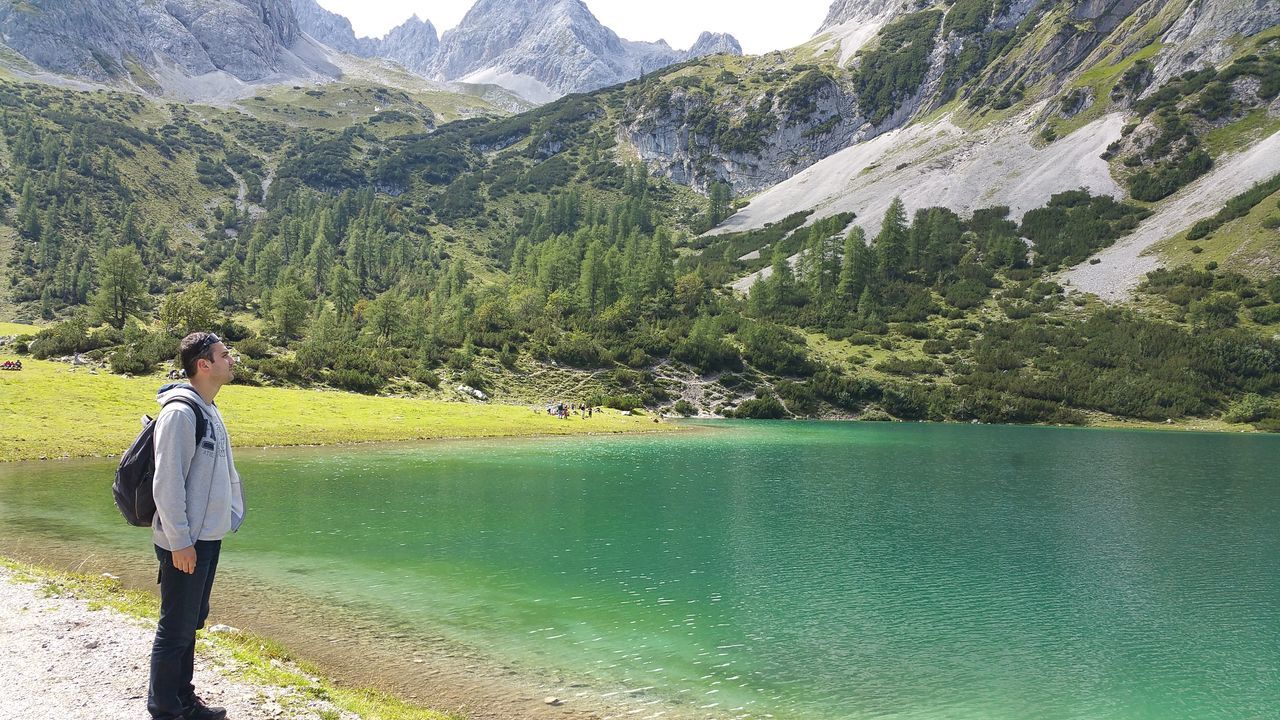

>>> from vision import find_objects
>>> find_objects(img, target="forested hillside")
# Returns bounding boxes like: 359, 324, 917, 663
2, 1, 1279, 431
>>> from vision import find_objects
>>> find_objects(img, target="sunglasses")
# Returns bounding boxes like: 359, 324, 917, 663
194, 334, 222, 355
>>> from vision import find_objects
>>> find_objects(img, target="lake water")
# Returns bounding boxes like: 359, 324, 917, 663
2, 421, 1278, 719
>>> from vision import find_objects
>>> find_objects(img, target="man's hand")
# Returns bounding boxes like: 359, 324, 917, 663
172, 545, 197, 574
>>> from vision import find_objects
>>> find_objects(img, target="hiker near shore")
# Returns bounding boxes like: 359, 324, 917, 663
149, 332, 245, 720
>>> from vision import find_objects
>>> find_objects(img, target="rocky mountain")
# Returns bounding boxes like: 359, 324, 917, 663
425, 0, 742, 102
0, 0, 339, 97
620, 0, 1279, 211
290, 0, 379, 56
291, 0, 439, 75
378, 16, 441, 76
685, 32, 744, 59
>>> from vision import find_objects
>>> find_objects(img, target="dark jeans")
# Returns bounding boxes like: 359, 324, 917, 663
148, 539, 221, 720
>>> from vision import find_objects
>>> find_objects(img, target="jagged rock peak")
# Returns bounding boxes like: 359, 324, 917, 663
428, 0, 636, 98
686, 32, 743, 58
293, 0, 378, 55
379, 15, 441, 75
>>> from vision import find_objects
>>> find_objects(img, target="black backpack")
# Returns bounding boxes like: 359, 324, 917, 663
113, 397, 211, 527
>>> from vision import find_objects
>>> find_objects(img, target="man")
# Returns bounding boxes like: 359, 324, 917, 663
149, 332, 245, 720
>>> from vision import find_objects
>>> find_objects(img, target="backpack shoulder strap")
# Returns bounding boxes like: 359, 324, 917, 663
161, 397, 211, 443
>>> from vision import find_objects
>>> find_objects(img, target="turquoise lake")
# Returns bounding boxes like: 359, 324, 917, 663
1, 421, 1278, 718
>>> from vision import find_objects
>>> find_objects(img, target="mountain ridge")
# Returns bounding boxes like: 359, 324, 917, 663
291, 0, 743, 102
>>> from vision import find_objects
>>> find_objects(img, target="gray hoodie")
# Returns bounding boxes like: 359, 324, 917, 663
152, 384, 245, 551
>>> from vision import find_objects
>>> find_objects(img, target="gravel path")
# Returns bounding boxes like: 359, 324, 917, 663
0, 566, 351, 720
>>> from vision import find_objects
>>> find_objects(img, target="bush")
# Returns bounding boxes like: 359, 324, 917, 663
1223, 393, 1276, 424
604, 394, 644, 411
108, 327, 179, 375
673, 399, 696, 416
732, 395, 787, 419
776, 380, 819, 416
738, 322, 812, 375
550, 331, 611, 368
413, 367, 442, 388
1249, 305, 1280, 325
109, 346, 152, 375
254, 356, 302, 384
461, 369, 488, 391
945, 279, 990, 309
330, 368, 383, 394
30, 318, 89, 359
672, 320, 742, 373
234, 336, 271, 360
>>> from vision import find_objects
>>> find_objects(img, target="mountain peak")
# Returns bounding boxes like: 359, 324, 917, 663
687, 31, 743, 58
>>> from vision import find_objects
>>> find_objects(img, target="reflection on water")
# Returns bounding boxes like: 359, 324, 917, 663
2, 422, 1279, 719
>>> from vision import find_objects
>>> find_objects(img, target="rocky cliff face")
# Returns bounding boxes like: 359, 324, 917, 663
291, 0, 378, 56
622, 68, 873, 195
378, 16, 441, 76
1152, 0, 1280, 86
620, 0, 1279, 203
0, 0, 336, 92
291, 0, 439, 74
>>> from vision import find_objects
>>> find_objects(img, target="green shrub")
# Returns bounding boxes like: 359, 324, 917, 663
330, 368, 382, 394
412, 367, 442, 388
604, 394, 644, 411
1249, 305, 1280, 324
732, 395, 787, 419
461, 369, 488, 391
1224, 393, 1274, 423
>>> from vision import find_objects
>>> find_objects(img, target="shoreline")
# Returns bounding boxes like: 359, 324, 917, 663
4, 423, 689, 464
0, 550, 653, 720
0, 559, 451, 720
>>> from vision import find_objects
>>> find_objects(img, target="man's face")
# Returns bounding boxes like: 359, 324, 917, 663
199, 341, 235, 385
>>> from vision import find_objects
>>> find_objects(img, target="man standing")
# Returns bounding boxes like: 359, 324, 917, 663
149, 332, 245, 720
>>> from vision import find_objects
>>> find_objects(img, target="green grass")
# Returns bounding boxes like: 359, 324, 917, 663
1202, 110, 1280, 157
1151, 187, 1280, 278
0, 558, 456, 720
1048, 41, 1164, 138
0, 359, 670, 461
0, 321, 39, 335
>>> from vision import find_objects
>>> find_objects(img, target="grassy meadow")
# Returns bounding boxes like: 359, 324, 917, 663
0, 359, 667, 462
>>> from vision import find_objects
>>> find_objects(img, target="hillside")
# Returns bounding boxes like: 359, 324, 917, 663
0, 0, 1278, 433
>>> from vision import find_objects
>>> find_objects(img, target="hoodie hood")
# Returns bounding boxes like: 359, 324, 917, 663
156, 383, 210, 408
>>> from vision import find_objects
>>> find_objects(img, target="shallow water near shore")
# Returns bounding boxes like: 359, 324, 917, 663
3, 421, 1279, 719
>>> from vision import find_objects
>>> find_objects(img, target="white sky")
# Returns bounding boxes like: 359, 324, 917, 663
313, 0, 833, 55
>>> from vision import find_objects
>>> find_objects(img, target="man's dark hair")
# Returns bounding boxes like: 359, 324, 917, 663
179, 332, 220, 378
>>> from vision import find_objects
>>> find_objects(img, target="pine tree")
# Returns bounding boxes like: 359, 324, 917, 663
577, 239, 607, 314
92, 246, 146, 329
328, 264, 358, 320
215, 256, 245, 307
876, 197, 908, 280
269, 283, 309, 341
838, 227, 871, 306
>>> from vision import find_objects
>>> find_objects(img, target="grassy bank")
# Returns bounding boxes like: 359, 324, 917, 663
0, 359, 667, 461
0, 556, 455, 720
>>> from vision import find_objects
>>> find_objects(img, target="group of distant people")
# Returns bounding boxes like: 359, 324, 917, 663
547, 402, 595, 419
0, 359, 22, 371
165, 367, 187, 380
